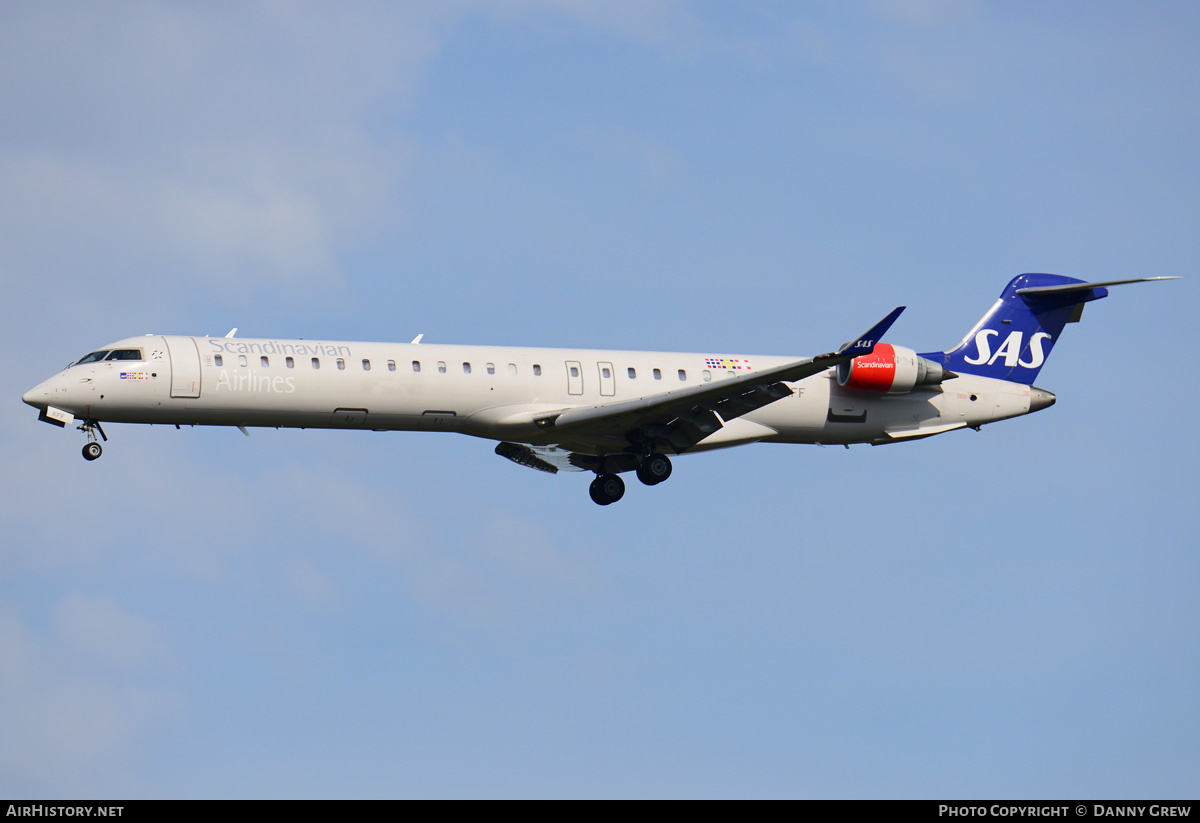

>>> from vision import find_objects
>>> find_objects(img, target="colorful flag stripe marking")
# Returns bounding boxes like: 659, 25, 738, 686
704, 357, 751, 371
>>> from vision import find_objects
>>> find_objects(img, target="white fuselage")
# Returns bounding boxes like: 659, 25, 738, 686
24, 334, 1040, 453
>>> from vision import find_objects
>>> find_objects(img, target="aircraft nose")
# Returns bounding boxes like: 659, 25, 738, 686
1029, 386, 1056, 412
22, 381, 48, 409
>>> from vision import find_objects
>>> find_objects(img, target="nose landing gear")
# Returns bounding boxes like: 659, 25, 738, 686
77, 419, 107, 461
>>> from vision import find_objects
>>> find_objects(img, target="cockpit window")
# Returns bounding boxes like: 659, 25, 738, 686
105, 349, 143, 361
75, 350, 110, 364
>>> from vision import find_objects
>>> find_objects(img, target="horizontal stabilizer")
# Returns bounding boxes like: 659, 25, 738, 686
930, 273, 1177, 383
1016, 276, 1178, 297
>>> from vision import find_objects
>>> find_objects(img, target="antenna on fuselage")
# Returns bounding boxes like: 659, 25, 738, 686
225, 328, 238, 338
410, 334, 423, 344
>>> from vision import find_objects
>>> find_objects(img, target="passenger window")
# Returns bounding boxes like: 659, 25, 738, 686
337, 358, 345, 370
486, 363, 495, 375
214, 355, 223, 367
239, 355, 248, 367
388, 360, 396, 372
463, 362, 471, 374
362, 359, 371, 371
533, 364, 542, 376
312, 357, 320, 369
678, 369, 686, 381
602, 367, 611, 379
508, 363, 517, 375
653, 368, 662, 380
286, 356, 294, 368
569, 366, 579, 378
261, 356, 269, 367
702, 370, 712, 382
437, 361, 446, 373
628, 367, 636, 379
413, 360, 422, 373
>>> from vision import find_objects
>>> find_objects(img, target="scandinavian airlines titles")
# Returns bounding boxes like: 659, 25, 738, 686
207, 339, 353, 358
214, 369, 296, 394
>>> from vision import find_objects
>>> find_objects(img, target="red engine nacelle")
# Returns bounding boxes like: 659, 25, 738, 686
836, 344, 951, 394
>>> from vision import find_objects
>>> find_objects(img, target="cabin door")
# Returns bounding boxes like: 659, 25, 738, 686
164, 336, 202, 398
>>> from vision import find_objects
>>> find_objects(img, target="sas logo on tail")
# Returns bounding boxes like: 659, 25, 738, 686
964, 330, 1052, 369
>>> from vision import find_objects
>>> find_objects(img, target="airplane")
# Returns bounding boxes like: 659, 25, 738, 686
21, 273, 1175, 505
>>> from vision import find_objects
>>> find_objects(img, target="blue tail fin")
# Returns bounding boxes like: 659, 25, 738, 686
921, 273, 1110, 383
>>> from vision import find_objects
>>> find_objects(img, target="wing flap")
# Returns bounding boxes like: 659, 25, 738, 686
494, 442, 590, 473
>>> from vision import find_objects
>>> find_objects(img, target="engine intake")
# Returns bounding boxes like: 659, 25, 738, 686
836, 344, 952, 394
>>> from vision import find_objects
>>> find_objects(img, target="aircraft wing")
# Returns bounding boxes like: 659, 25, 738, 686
527, 307, 905, 456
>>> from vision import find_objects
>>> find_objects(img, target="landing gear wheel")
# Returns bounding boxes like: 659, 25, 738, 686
636, 453, 672, 486
589, 473, 625, 506
82, 442, 102, 461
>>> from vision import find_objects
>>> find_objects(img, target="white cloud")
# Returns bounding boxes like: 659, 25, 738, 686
0, 598, 182, 796
281, 556, 340, 609
483, 0, 695, 44
262, 463, 600, 627
51, 593, 169, 669
0, 3, 444, 294
879, 44, 974, 98
871, 0, 975, 28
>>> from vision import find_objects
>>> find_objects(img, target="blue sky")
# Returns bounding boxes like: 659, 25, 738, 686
2, 1, 1197, 798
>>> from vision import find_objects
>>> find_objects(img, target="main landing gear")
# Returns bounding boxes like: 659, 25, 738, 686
589, 473, 625, 506
589, 453, 673, 505
636, 453, 672, 486
78, 419, 107, 461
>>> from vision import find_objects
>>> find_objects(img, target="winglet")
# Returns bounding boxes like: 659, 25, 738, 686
836, 306, 905, 356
